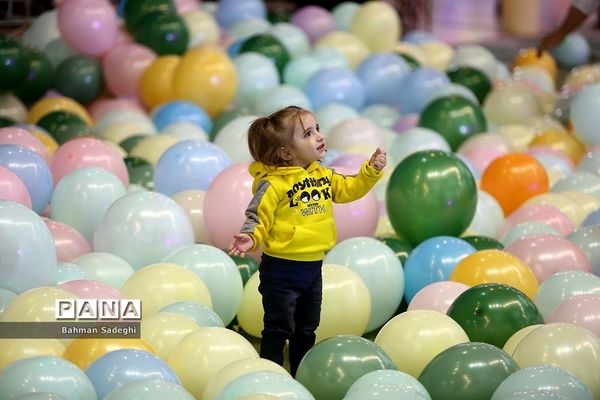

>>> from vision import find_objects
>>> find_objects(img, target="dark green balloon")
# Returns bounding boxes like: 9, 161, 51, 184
379, 237, 412, 265
119, 134, 147, 154
0, 117, 15, 127
54, 55, 104, 104
36, 111, 91, 145
210, 107, 252, 141
418, 95, 487, 151
0, 34, 27, 92
418, 342, 519, 400
124, 0, 176, 30
125, 156, 154, 190
447, 283, 544, 348
447, 66, 492, 104
230, 255, 258, 286
462, 235, 504, 251
268, 9, 290, 23
133, 12, 189, 56
296, 335, 396, 400
13, 48, 53, 104
386, 150, 477, 246
396, 52, 420, 69
239, 34, 290, 76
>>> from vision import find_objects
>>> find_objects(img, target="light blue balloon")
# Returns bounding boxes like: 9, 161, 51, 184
361, 104, 401, 129
389, 127, 450, 166
50, 167, 127, 242
552, 171, 600, 198
551, 33, 590, 69
230, 17, 270, 40
255, 84, 313, 115
571, 83, 600, 146
0, 144, 53, 214
54, 262, 89, 285
216, 0, 266, 29
568, 226, 600, 276
501, 222, 560, 247
270, 22, 310, 59
494, 391, 568, 400
534, 271, 600, 319
0, 200, 56, 293
85, 349, 180, 399
397, 68, 450, 114
332, 2, 360, 31
577, 151, 600, 175
324, 237, 404, 332
72, 252, 135, 289
152, 101, 212, 133
216, 371, 315, 400
582, 209, 600, 227
427, 84, 479, 106
227, 38, 246, 58
402, 30, 438, 45
0, 356, 95, 400
0, 287, 17, 316
159, 301, 224, 327
154, 140, 232, 196
315, 103, 358, 133
163, 244, 243, 326
529, 152, 574, 182
491, 365, 593, 400
105, 379, 194, 400
234, 52, 280, 108
304, 67, 365, 110
283, 55, 322, 88
356, 53, 411, 106
402, 236, 476, 302
311, 47, 348, 69
345, 385, 429, 400
346, 369, 431, 399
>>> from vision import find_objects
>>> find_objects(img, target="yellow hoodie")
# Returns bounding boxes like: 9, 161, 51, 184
240, 160, 383, 261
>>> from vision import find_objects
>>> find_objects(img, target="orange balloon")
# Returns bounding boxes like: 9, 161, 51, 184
513, 47, 558, 81
481, 152, 549, 215
140, 55, 180, 110
27, 97, 92, 126
529, 130, 586, 164
63, 337, 156, 370
450, 249, 539, 299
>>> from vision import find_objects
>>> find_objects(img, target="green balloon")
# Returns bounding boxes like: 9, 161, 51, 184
36, 111, 91, 145
209, 107, 252, 141
447, 283, 544, 348
0, 34, 27, 92
418, 95, 487, 151
13, 48, 53, 104
268, 9, 290, 23
462, 235, 504, 251
418, 342, 519, 400
0, 117, 15, 127
239, 34, 290, 76
386, 150, 477, 246
54, 55, 104, 104
133, 12, 189, 56
125, 156, 154, 190
447, 66, 492, 104
230, 255, 258, 286
119, 134, 147, 154
396, 52, 420, 69
379, 237, 412, 265
124, 0, 176, 30
296, 335, 396, 400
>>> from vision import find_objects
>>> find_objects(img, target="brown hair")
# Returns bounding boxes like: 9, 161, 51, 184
247, 105, 311, 166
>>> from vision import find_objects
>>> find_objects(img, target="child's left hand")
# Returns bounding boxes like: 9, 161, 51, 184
369, 148, 387, 171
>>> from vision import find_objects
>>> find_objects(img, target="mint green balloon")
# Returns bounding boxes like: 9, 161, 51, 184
283, 55, 321, 88
72, 252, 135, 289
230, 18, 271, 41
233, 53, 279, 109
345, 386, 428, 400
361, 104, 400, 129
332, 2, 360, 31
270, 22, 310, 59
0, 287, 17, 316
346, 369, 431, 399
254, 84, 312, 115
551, 171, 600, 197
54, 262, 89, 285
314, 102, 358, 133
159, 301, 224, 327
534, 271, 600, 319
216, 371, 315, 400
105, 379, 194, 400
501, 222, 560, 246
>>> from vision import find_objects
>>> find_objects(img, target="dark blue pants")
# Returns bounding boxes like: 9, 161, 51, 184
258, 254, 322, 376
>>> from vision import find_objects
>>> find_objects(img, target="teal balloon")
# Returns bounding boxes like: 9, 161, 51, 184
296, 335, 396, 400
124, 0, 176, 30
346, 369, 430, 399
72, 252, 135, 289
13, 48, 53, 104
105, 379, 194, 400
216, 371, 314, 400
386, 150, 477, 246
125, 156, 154, 190
239, 34, 290, 76
379, 237, 412, 265
133, 12, 189, 56
0, 116, 15, 127
159, 301, 224, 327
231, 255, 258, 285
0, 34, 27, 92
447, 283, 544, 348
447, 66, 492, 104
418, 95, 487, 151
462, 235, 504, 251
54, 55, 103, 104
418, 342, 519, 400
36, 110, 91, 145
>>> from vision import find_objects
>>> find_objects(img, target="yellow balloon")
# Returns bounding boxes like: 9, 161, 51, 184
450, 250, 539, 299
99, 122, 155, 145
315, 31, 370, 69
32, 130, 59, 155
394, 42, 427, 66
483, 82, 544, 126
316, 264, 371, 342
130, 134, 180, 165
166, 327, 258, 399
141, 312, 200, 359
0, 287, 77, 322
563, 64, 600, 89
27, 96, 92, 125
350, 1, 401, 52
121, 263, 213, 317
529, 130, 586, 164
0, 339, 65, 369
513, 48, 558, 81
525, 192, 582, 227
527, 115, 566, 135
236, 272, 263, 338
63, 337, 156, 370
172, 46, 237, 117
497, 124, 536, 151
502, 324, 543, 356
560, 190, 600, 221
512, 323, 600, 398
140, 55, 180, 110
420, 41, 454, 71
374, 310, 469, 378
203, 356, 289, 400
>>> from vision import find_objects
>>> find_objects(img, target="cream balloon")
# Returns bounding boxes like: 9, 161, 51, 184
0, 287, 76, 322
483, 82, 544, 126
315, 31, 370, 69
497, 124, 537, 151
350, 1, 400, 52
394, 42, 427, 66
171, 190, 211, 244
130, 135, 180, 166
502, 324, 543, 356
236, 272, 263, 338
213, 115, 257, 164
0, 339, 65, 370
182, 10, 220, 49
525, 192, 583, 227
99, 122, 155, 145
420, 41, 454, 71
140, 312, 201, 359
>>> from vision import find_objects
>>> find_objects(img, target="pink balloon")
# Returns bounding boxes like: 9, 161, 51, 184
102, 43, 156, 99
57, 0, 118, 57
51, 137, 129, 187
329, 154, 365, 171
460, 147, 506, 173
408, 281, 470, 314
291, 5, 336, 43
498, 204, 574, 239
506, 234, 592, 283
392, 114, 419, 133
548, 294, 600, 337
44, 218, 92, 262
88, 97, 145, 123
58, 279, 122, 299
174, 0, 199, 13
0, 166, 32, 208
0, 127, 50, 164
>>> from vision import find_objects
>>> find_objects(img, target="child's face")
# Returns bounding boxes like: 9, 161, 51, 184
289, 113, 327, 168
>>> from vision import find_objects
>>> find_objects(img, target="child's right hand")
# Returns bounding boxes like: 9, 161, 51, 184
228, 233, 254, 257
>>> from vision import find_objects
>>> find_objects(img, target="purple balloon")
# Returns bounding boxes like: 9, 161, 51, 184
291, 5, 336, 43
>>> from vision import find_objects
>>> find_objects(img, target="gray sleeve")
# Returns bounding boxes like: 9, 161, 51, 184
241, 179, 271, 234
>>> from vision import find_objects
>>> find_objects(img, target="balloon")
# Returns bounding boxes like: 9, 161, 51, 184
230, 255, 259, 286
0, 34, 27, 92
153, 101, 212, 133
159, 301, 224, 328
215, 371, 314, 400
215, 0, 266, 30
462, 235, 504, 250
43, 218, 91, 262
139, 55, 179, 109
350, 1, 400, 52
104, 379, 194, 400
233, 53, 280, 109
27, 96, 92, 126
182, 10, 220, 49
379, 236, 412, 265
447, 66, 492, 103
133, 13, 189, 56
483, 82, 544, 126
239, 34, 290, 76
54, 56, 103, 104
534, 271, 600, 319
568, 226, 600, 276
13, 48, 53, 105
63, 338, 155, 370
356, 53, 411, 106
530, 131, 586, 164
497, 204, 573, 239
269, 22, 310, 59
0, 165, 32, 208
124, 156, 154, 190
123, 0, 176, 30
0, 287, 75, 323
0, 339, 64, 370
397, 67, 450, 114
408, 281, 469, 314
571, 83, 600, 146
513, 48, 558, 81
314, 31, 369, 69
72, 252, 134, 289
549, 294, 600, 337
140, 312, 200, 359
102, 43, 156, 99
500, 222, 560, 247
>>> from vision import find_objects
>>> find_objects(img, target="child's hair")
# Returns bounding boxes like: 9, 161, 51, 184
247, 105, 311, 166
